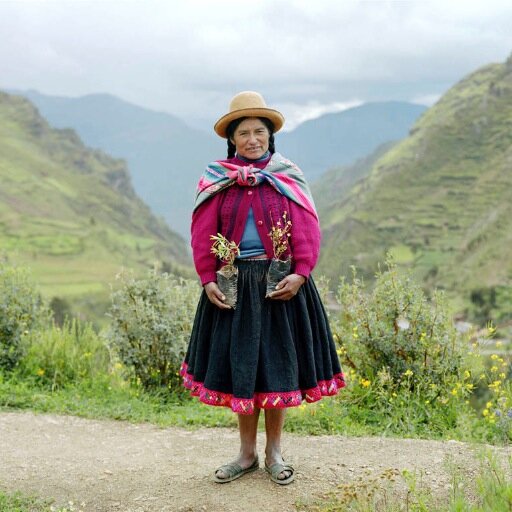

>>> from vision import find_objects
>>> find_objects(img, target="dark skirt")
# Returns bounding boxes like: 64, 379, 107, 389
180, 259, 345, 415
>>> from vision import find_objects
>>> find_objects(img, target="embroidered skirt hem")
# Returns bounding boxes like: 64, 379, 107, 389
181, 362, 345, 415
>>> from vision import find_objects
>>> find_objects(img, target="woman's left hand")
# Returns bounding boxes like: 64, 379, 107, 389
268, 273, 306, 301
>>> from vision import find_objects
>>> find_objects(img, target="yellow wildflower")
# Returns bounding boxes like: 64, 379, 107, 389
404, 369, 413, 377
496, 341, 503, 348
483, 409, 489, 417
491, 366, 498, 372
36, 368, 45, 377
451, 388, 458, 396
486, 401, 493, 409
360, 379, 371, 388
464, 370, 471, 379
491, 354, 498, 360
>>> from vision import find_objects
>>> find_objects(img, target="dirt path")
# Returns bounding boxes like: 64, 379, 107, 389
0, 411, 510, 512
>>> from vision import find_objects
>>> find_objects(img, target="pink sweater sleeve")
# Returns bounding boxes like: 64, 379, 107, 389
288, 201, 321, 278
191, 195, 220, 285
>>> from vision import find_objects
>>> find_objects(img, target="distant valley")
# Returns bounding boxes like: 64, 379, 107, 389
12, 90, 426, 238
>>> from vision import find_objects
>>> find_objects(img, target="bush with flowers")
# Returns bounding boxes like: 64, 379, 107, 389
330, 258, 511, 440
467, 329, 512, 443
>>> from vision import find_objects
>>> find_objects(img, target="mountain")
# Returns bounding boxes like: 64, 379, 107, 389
11, 90, 225, 238
0, 91, 191, 304
279, 101, 427, 181
315, 53, 512, 321
13, 92, 425, 236
311, 140, 398, 221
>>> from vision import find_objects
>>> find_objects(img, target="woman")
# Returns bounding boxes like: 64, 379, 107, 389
181, 91, 345, 485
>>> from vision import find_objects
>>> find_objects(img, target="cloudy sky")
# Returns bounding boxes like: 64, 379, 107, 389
1, 0, 511, 130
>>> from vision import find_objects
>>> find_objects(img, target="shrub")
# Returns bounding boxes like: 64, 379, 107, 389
20, 319, 111, 390
105, 270, 200, 391
0, 262, 48, 372
332, 258, 475, 434
336, 259, 466, 385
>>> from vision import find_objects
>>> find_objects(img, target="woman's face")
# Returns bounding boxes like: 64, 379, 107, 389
230, 117, 270, 160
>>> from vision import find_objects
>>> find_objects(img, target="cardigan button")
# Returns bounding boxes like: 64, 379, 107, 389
247, 190, 253, 195
257, 220, 263, 226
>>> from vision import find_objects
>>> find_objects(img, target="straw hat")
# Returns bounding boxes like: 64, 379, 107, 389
214, 91, 285, 138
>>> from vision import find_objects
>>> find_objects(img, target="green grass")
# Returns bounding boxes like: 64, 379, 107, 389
0, 376, 238, 429
0, 374, 504, 443
0, 491, 47, 512
0, 491, 79, 512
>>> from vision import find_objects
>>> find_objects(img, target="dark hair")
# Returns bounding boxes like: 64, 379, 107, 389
226, 117, 276, 158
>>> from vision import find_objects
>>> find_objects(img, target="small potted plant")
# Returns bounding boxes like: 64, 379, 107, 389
210, 233, 240, 309
266, 211, 292, 298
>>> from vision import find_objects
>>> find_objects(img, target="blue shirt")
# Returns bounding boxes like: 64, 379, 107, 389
237, 207, 266, 259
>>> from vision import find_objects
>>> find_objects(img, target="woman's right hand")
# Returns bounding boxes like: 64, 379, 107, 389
204, 282, 232, 309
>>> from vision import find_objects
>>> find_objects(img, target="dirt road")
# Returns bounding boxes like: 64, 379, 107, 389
0, 411, 509, 511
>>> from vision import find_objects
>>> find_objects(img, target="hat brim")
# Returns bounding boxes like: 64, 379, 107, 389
214, 108, 285, 138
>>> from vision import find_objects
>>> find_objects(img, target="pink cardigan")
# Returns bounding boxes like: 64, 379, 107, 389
191, 155, 321, 285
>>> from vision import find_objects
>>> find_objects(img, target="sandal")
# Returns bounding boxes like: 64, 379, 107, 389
213, 456, 259, 483
265, 460, 295, 485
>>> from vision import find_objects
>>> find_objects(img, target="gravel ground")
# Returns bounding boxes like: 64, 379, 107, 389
0, 411, 510, 512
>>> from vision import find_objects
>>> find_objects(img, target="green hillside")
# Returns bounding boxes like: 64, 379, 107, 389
0, 92, 191, 304
12, 91, 224, 238
316, 53, 512, 321
312, 140, 397, 222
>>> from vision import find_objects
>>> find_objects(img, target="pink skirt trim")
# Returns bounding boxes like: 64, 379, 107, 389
180, 362, 346, 415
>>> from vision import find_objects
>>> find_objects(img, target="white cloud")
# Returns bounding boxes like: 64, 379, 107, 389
410, 94, 442, 107
278, 100, 365, 132
0, 0, 510, 124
